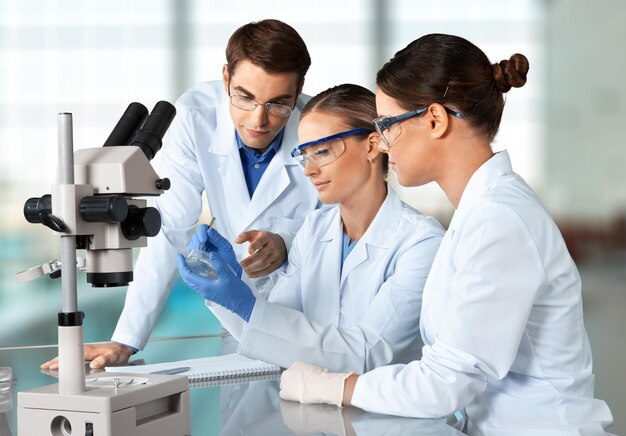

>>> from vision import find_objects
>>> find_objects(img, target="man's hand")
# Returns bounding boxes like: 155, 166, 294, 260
236, 230, 287, 278
41, 342, 134, 370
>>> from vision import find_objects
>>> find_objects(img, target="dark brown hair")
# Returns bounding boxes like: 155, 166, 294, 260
302, 84, 389, 176
376, 33, 529, 141
225, 19, 311, 89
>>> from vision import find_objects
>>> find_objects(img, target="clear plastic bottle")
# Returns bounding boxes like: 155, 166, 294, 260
186, 249, 218, 279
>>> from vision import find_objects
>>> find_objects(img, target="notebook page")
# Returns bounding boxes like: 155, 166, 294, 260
105, 353, 281, 382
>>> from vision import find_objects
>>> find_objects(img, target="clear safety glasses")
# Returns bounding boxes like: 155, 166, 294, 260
229, 95, 294, 118
291, 128, 373, 169
373, 105, 463, 148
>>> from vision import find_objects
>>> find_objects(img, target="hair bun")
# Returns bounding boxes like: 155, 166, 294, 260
492, 53, 529, 93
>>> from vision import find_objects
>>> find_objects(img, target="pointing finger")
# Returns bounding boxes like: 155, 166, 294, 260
235, 230, 259, 244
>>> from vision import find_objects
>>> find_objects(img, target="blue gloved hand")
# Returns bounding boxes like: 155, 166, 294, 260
190, 224, 242, 278
177, 251, 255, 321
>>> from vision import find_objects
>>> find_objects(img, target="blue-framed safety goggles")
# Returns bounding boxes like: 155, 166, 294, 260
290, 128, 373, 168
374, 105, 463, 147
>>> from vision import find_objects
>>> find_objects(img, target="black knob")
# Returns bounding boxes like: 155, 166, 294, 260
79, 195, 128, 223
155, 178, 170, 190
121, 206, 161, 240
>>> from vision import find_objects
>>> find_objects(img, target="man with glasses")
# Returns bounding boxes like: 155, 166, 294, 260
42, 19, 318, 370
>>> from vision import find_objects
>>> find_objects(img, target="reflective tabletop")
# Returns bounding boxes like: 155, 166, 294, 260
0, 334, 464, 435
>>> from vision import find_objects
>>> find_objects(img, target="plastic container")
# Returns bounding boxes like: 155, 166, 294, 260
186, 249, 218, 279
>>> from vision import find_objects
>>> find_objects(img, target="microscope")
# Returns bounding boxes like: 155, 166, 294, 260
15, 102, 190, 435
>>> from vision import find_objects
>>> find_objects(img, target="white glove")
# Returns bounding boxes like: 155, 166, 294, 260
279, 361, 354, 407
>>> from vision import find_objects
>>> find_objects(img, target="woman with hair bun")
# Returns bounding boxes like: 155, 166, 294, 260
280, 34, 614, 433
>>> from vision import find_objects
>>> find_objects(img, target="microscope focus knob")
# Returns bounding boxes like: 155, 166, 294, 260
155, 178, 170, 190
121, 206, 161, 240
79, 195, 128, 223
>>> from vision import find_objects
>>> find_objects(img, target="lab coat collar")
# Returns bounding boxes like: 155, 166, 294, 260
359, 187, 402, 249
212, 97, 253, 228
319, 186, 401, 248
210, 96, 237, 156
339, 188, 401, 284
317, 187, 401, 285
320, 207, 343, 243
451, 150, 512, 228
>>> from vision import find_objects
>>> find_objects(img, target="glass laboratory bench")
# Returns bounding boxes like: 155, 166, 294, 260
0, 334, 465, 436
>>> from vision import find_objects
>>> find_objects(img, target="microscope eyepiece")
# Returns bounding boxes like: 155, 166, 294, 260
130, 101, 176, 160
102, 102, 149, 147
24, 194, 52, 223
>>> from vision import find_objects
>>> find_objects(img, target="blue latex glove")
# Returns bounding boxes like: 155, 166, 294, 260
177, 251, 255, 321
190, 224, 243, 278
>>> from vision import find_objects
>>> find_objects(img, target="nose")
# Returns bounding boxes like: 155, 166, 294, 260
303, 157, 319, 177
250, 104, 268, 127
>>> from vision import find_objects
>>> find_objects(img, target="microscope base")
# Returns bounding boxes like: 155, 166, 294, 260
17, 372, 190, 436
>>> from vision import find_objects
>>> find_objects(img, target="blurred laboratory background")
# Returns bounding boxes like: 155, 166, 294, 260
0, 0, 624, 432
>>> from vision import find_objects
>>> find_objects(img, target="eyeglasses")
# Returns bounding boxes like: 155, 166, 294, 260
373, 105, 463, 148
291, 128, 373, 169
229, 95, 294, 118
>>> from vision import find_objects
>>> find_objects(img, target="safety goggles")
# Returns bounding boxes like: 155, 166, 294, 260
374, 105, 463, 148
290, 128, 373, 169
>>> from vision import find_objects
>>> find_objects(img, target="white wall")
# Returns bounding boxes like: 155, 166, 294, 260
544, 0, 626, 222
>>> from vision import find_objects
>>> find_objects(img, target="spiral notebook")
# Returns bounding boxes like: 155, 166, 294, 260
105, 353, 281, 382
189, 372, 281, 389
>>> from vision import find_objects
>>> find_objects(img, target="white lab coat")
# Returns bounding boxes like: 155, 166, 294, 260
112, 81, 318, 350
351, 151, 614, 434
212, 188, 444, 373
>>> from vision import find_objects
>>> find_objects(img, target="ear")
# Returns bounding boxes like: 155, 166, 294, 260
222, 64, 230, 94
426, 103, 450, 139
366, 132, 382, 161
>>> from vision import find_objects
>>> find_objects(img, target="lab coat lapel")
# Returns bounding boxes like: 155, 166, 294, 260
317, 209, 344, 326
245, 150, 290, 227
243, 107, 301, 229
212, 101, 250, 230
339, 242, 368, 287
339, 188, 399, 287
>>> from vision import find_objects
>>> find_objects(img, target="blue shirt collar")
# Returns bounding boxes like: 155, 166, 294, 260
236, 128, 285, 163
